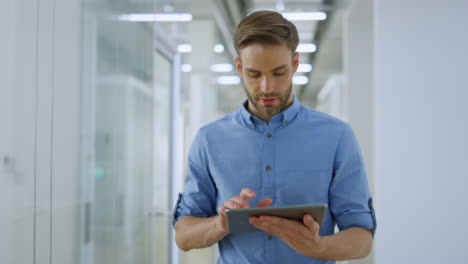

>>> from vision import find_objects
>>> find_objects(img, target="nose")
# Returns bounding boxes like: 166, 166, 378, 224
260, 76, 274, 94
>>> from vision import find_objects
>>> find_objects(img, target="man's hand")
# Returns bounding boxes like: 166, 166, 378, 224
249, 214, 327, 259
213, 188, 272, 242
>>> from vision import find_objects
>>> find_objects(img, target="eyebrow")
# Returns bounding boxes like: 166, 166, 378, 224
245, 64, 288, 73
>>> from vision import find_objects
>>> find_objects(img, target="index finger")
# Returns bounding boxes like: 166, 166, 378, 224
239, 188, 256, 199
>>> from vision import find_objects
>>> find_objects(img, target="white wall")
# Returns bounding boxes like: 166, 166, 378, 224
374, 0, 468, 263
0, 0, 37, 263
0, 0, 82, 263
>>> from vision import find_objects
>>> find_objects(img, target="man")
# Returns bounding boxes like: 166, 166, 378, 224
173, 10, 376, 263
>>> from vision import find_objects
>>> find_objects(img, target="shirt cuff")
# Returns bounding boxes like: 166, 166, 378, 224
172, 192, 216, 226
335, 208, 377, 237
172, 193, 182, 226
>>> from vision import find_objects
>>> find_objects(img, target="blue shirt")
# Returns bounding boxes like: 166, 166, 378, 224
173, 96, 377, 264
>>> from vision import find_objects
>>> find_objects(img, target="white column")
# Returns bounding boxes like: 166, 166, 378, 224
182, 18, 220, 264
343, 0, 374, 263
187, 19, 219, 139
343, 0, 374, 193
374, 0, 468, 263
50, 0, 81, 263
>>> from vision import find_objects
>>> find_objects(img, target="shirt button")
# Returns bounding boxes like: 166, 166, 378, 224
266, 133, 272, 138
265, 166, 271, 172
283, 120, 288, 125
267, 234, 273, 240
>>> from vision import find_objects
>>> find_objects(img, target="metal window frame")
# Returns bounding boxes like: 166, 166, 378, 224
153, 25, 181, 264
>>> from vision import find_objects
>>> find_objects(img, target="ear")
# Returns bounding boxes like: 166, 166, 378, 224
234, 57, 243, 78
292, 52, 300, 73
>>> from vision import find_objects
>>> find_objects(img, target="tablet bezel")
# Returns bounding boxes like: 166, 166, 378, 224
226, 204, 328, 233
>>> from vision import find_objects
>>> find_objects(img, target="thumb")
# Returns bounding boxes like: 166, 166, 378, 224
255, 197, 272, 208
303, 214, 318, 231
218, 205, 227, 217
217, 205, 229, 236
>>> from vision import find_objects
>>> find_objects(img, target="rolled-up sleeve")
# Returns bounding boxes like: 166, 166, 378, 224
329, 123, 377, 236
172, 129, 218, 226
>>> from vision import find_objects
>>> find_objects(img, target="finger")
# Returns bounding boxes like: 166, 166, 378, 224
217, 205, 229, 234
253, 216, 284, 236
224, 199, 243, 209
230, 195, 250, 208
255, 197, 272, 208
303, 214, 320, 233
248, 216, 259, 225
218, 205, 227, 216
239, 188, 256, 199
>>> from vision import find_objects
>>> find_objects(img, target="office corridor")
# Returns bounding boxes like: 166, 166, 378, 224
1, 0, 467, 263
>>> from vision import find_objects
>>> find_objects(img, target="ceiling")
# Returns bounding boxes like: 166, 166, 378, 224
93, 0, 352, 112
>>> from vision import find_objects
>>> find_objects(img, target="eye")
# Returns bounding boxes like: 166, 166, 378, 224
273, 71, 286, 76
248, 73, 260, 78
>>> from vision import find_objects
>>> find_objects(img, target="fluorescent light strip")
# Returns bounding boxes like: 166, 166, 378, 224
217, 76, 240, 85
178, 44, 192, 53
297, 43, 317, 53
297, 64, 313, 73
210, 64, 233, 73
293, 76, 309, 85
282, 12, 327, 21
116, 13, 193, 22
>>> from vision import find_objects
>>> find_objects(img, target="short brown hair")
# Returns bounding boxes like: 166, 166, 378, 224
234, 10, 299, 57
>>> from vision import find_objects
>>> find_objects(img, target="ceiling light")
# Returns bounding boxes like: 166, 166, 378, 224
178, 44, 192, 53
297, 64, 313, 73
214, 44, 224, 53
293, 76, 309, 85
217, 76, 240, 85
297, 43, 317, 53
181, 64, 192, 72
115, 13, 193, 22
282, 12, 327, 21
210, 64, 233, 73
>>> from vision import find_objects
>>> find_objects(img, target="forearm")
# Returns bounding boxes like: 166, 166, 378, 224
174, 215, 224, 251
313, 228, 373, 261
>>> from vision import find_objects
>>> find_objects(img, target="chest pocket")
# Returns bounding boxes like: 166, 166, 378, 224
211, 160, 262, 203
276, 168, 331, 206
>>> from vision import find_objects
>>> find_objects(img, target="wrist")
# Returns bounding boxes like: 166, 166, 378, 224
211, 215, 228, 243
307, 236, 330, 259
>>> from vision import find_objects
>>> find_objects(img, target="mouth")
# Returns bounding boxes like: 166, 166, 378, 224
260, 98, 278, 105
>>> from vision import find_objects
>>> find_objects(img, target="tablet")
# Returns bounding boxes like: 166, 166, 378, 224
226, 204, 327, 233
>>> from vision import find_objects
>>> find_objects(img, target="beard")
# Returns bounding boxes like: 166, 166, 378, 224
244, 82, 293, 120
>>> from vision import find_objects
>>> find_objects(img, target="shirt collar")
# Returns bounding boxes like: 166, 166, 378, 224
240, 95, 301, 127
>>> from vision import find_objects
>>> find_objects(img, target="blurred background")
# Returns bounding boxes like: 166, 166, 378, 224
1, 0, 467, 263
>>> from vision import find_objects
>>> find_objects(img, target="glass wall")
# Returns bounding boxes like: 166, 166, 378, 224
80, 0, 173, 263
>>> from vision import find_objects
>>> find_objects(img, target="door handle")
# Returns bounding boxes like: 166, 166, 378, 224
147, 210, 171, 217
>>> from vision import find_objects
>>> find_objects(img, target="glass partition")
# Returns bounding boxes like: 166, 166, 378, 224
79, 1, 160, 263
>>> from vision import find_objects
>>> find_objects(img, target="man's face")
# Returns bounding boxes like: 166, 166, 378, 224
235, 43, 299, 121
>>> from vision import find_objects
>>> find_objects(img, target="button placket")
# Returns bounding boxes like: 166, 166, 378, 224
262, 127, 275, 209
262, 126, 276, 264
